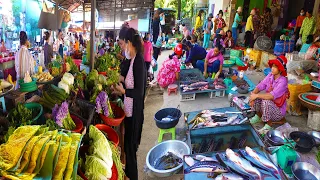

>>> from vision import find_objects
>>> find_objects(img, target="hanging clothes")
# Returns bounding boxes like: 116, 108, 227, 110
15, 45, 35, 88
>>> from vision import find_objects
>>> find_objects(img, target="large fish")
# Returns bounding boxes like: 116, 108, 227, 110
215, 173, 244, 180
243, 147, 280, 175
184, 161, 228, 174
226, 149, 270, 180
194, 155, 219, 162
218, 153, 256, 180
184, 156, 196, 167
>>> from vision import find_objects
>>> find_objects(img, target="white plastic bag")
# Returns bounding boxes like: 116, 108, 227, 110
151, 57, 157, 68
296, 37, 302, 46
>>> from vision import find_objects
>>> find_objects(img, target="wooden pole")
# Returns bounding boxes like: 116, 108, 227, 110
83, 2, 85, 34
113, 0, 116, 40
90, 0, 96, 70
177, 0, 181, 20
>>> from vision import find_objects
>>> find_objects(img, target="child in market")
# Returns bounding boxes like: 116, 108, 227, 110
213, 30, 226, 54
157, 44, 183, 88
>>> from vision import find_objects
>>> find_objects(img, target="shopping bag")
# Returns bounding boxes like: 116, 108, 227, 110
151, 57, 158, 71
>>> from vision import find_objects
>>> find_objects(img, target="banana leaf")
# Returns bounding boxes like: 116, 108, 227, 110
64, 133, 82, 180
0, 126, 40, 171
72, 134, 83, 180
52, 133, 72, 179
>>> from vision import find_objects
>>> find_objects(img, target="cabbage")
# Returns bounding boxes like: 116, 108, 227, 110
58, 81, 70, 94
62, 73, 74, 85
85, 125, 113, 179
84, 156, 112, 180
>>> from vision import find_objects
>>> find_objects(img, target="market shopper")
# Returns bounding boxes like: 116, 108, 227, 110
224, 30, 234, 48
249, 55, 289, 133
203, 13, 214, 49
99, 43, 106, 56
295, 9, 306, 41
113, 28, 146, 180
182, 24, 190, 40
143, 34, 153, 72
215, 11, 226, 34
232, 7, 243, 46
245, 9, 255, 48
184, 41, 207, 68
15, 31, 35, 85
299, 9, 316, 44
117, 27, 130, 82
157, 44, 182, 88
252, 8, 261, 39
43, 31, 53, 67
152, 8, 163, 61
194, 10, 205, 33
197, 46, 224, 79
56, 30, 64, 58
259, 7, 273, 37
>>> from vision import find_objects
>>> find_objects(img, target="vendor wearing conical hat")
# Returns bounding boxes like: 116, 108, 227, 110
249, 55, 289, 134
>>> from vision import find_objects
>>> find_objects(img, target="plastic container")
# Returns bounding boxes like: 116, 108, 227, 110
24, 102, 44, 124
264, 68, 271, 76
237, 65, 248, 71
19, 78, 38, 92
71, 115, 84, 133
154, 108, 182, 129
98, 71, 107, 76
100, 103, 125, 126
95, 124, 119, 146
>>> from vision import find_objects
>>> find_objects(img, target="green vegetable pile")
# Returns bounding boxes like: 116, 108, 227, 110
7, 103, 33, 126
66, 56, 80, 74
317, 148, 320, 164
95, 53, 120, 73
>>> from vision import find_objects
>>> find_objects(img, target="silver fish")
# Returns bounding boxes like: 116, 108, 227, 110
244, 146, 280, 174
215, 173, 244, 180
184, 161, 228, 174
184, 156, 196, 167
194, 155, 219, 162
226, 149, 269, 180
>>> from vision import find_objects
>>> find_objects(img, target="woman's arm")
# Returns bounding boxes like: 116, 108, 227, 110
256, 93, 274, 100
125, 56, 145, 98
204, 59, 208, 73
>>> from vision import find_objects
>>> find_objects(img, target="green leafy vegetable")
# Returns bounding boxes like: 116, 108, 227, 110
45, 119, 61, 131
8, 103, 33, 126
66, 56, 80, 74
85, 156, 112, 179
317, 148, 320, 164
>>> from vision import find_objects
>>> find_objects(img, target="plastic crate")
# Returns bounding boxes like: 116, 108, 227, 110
180, 93, 196, 101
69, 99, 95, 129
209, 90, 226, 98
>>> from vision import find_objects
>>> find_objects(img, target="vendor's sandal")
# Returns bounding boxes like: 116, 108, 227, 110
258, 124, 272, 135
250, 115, 262, 124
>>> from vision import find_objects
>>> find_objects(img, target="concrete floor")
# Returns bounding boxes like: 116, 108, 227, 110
137, 50, 313, 180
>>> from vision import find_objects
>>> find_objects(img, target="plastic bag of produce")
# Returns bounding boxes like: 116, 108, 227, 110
0, 125, 40, 170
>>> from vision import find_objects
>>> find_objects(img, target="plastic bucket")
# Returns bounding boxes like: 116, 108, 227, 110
71, 115, 84, 133
100, 103, 125, 126
95, 124, 119, 146
154, 108, 182, 129
24, 102, 44, 124
19, 78, 38, 92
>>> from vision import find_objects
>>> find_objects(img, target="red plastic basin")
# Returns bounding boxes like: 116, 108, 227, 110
95, 124, 119, 146
71, 115, 84, 133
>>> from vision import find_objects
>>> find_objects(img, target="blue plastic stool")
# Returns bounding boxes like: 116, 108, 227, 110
0, 97, 6, 113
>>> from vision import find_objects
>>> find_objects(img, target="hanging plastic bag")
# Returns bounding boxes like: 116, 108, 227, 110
151, 57, 158, 71
296, 37, 302, 46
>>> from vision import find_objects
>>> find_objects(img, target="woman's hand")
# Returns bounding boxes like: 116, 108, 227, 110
203, 71, 208, 78
114, 83, 125, 95
116, 53, 124, 60
249, 93, 259, 102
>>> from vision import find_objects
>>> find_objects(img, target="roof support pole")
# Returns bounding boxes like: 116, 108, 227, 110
90, 0, 96, 70
83, 2, 85, 34
113, 0, 116, 39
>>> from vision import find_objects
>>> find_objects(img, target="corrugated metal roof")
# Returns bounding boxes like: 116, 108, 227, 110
48, 0, 83, 12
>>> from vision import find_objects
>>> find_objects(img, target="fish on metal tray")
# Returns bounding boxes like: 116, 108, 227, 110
203, 121, 219, 128
218, 153, 256, 180
154, 152, 182, 170
238, 132, 247, 148
216, 115, 238, 126
215, 173, 244, 180
228, 136, 237, 149
184, 161, 228, 174
242, 147, 280, 176
184, 156, 196, 167
226, 149, 271, 180
194, 155, 219, 163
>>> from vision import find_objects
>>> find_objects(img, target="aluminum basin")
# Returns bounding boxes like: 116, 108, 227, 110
292, 162, 320, 180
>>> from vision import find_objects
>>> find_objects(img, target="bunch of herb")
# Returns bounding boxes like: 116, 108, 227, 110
106, 69, 120, 86
8, 103, 33, 126
66, 56, 79, 74
52, 101, 76, 130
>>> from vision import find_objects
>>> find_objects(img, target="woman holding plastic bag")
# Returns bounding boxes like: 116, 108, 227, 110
249, 55, 289, 134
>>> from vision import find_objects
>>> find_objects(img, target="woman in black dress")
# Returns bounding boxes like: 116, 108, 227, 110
114, 28, 146, 180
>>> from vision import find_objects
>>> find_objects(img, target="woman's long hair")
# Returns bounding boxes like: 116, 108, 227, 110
197, 10, 204, 17
125, 28, 144, 55
20, 31, 27, 45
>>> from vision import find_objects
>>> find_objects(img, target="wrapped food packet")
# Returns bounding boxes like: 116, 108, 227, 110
0, 125, 40, 170
64, 133, 82, 180
52, 133, 72, 179
16, 136, 41, 173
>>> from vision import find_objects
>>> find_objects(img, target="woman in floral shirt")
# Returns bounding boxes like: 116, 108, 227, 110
157, 44, 182, 88
259, 8, 273, 37
299, 9, 316, 44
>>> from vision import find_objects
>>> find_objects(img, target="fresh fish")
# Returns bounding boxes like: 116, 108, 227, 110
226, 149, 270, 180
184, 156, 196, 167
217, 116, 238, 126
238, 132, 247, 148
244, 147, 280, 175
215, 173, 244, 180
154, 152, 182, 170
194, 155, 219, 162
212, 138, 224, 151
229, 137, 237, 149
184, 161, 228, 174
218, 153, 255, 180
204, 121, 219, 128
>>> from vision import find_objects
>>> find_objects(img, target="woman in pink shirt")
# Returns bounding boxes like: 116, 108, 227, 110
196, 47, 223, 79
249, 55, 289, 133
143, 34, 153, 71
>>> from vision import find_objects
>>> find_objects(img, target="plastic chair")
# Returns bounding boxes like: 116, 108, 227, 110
158, 127, 176, 143
0, 96, 6, 113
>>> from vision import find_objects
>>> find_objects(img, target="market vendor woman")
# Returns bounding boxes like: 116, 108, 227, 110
197, 46, 224, 79
249, 55, 289, 133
